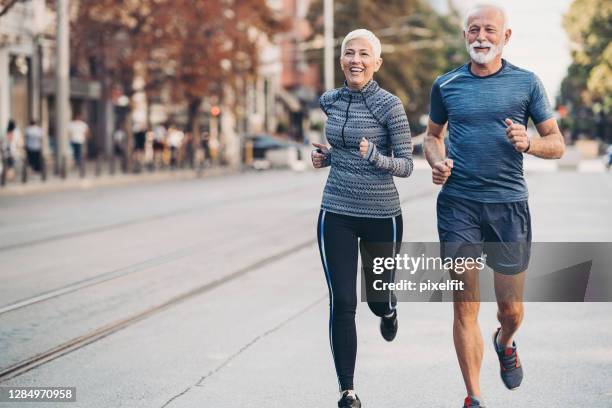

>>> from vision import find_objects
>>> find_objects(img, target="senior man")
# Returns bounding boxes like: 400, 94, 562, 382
424, 4, 565, 407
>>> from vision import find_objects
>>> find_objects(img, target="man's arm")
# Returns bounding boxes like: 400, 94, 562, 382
530, 118, 565, 159
424, 119, 453, 185
424, 120, 446, 167
505, 117, 564, 159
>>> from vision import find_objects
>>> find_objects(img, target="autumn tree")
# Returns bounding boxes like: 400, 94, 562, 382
158, 0, 287, 136
71, 0, 287, 141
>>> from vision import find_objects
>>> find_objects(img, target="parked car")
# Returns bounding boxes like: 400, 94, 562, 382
242, 134, 307, 171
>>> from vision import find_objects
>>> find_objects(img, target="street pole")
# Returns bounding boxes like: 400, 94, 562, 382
56, 0, 70, 178
324, 0, 334, 90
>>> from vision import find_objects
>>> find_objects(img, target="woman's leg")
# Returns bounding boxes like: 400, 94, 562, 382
317, 210, 359, 391
360, 214, 404, 317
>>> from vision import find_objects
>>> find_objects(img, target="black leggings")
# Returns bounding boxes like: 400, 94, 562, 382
316, 210, 403, 391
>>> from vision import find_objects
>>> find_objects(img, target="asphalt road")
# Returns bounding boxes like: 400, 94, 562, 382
0, 167, 611, 407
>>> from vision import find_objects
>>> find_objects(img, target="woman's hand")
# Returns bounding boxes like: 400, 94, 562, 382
359, 137, 369, 158
311, 142, 330, 168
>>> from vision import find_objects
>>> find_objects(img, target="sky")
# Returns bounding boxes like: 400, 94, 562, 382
430, 0, 574, 104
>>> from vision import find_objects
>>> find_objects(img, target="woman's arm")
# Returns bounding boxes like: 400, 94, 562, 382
364, 98, 413, 177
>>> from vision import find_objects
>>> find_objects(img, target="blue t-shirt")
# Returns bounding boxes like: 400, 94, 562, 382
429, 59, 554, 203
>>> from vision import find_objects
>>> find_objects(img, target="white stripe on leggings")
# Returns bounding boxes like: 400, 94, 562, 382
319, 211, 339, 388
389, 215, 397, 311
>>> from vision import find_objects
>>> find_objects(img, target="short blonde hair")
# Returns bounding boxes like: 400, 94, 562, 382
340, 29, 382, 59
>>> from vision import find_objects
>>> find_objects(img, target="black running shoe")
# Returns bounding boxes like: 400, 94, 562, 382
493, 327, 523, 390
462, 396, 485, 407
380, 309, 398, 342
338, 391, 361, 408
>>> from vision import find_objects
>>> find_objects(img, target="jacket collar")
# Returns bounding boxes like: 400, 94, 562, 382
341, 79, 379, 98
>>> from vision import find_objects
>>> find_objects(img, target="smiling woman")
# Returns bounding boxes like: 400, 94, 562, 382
310, 28, 414, 408
339, 29, 383, 91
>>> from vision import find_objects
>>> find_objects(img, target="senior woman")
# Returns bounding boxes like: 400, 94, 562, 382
312, 29, 413, 408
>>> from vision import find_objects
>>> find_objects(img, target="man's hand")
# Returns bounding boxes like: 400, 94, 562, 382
505, 118, 530, 153
311, 142, 330, 168
432, 158, 453, 185
359, 137, 369, 158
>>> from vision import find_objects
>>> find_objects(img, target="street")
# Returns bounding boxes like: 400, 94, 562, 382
0, 167, 611, 407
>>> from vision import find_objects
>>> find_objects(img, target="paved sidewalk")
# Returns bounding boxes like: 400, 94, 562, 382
0, 166, 237, 197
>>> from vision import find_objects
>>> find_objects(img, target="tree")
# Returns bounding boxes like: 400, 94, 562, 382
69, 0, 288, 167
71, 0, 287, 138
0, 0, 24, 17
559, 0, 611, 140
306, 0, 466, 131
158, 0, 287, 136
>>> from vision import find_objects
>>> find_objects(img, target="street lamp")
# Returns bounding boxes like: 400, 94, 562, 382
55, 0, 70, 178
324, 0, 334, 90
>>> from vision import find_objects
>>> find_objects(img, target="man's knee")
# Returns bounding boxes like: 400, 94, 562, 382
454, 301, 480, 325
498, 302, 523, 327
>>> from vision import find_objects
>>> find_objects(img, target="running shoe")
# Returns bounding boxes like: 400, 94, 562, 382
380, 309, 398, 342
493, 327, 523, 389
338, 391, 361, 408
462, 396, 485, 407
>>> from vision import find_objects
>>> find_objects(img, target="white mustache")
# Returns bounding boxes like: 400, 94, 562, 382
470, 41, 493, 50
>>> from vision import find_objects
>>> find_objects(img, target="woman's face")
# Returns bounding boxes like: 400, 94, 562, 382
340, 38, 382, 90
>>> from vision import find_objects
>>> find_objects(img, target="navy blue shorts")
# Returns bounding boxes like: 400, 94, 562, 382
437, 192, 531, 275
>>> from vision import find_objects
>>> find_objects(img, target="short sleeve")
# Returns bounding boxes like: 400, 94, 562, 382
429, 80, 448, 125
528, 75, 554, 125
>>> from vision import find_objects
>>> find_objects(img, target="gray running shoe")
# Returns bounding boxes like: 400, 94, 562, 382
493, 327, 524, 390
463, 396, 485, 407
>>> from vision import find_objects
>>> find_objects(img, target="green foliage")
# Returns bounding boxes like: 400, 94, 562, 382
560, 0, 611, 139
306, 0, 467, 131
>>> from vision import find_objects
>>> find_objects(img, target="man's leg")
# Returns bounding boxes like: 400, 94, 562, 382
494, 271, 526, 347
483, 199, 530, 390
437, 192, 485, 400
452, 266, 482, 398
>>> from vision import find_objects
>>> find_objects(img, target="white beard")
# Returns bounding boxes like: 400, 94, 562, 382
466, 40, 504, 64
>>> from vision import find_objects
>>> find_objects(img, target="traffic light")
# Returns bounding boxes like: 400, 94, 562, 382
211, 106, 221, 117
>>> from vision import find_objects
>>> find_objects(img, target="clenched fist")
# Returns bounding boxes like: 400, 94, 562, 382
311, 142, 330, 168
432, 158, 453, 185
505, 118, 530, 153
359, 137, 369, 158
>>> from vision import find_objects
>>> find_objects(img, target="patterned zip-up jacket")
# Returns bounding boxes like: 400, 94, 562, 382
319, 79, 413, 218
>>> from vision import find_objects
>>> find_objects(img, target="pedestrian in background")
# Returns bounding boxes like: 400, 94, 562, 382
132, 123, 147, 172
167, 125, 184, 169
201, 131, 211, 167
113, 124, 127, 171
24, 120, 44, 173
152, 123, 167, 169
1, 119, 23, 181
68, 113, 89, 171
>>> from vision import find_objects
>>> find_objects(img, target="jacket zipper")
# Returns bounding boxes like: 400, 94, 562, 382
341, 94, 352, 148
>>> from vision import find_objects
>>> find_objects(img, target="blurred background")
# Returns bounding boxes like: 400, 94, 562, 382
0, 2, 611, 406
0, 0, 610, 185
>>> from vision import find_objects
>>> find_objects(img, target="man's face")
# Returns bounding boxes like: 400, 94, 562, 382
340, 38, 382, 90
463, 7, 510, 65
